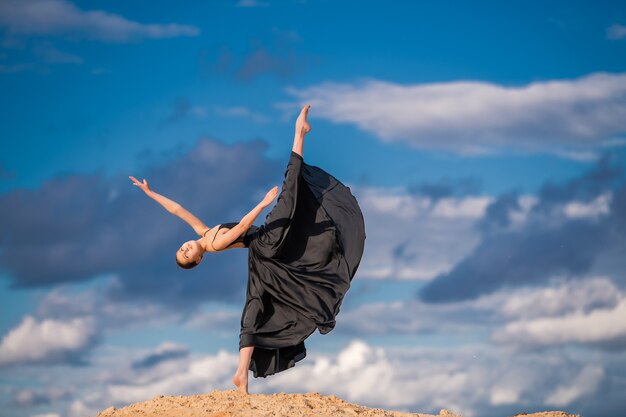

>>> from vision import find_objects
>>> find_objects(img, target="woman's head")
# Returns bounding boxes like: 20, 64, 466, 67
175, 240, 204, 269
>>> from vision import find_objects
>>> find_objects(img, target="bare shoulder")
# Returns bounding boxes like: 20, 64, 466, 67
207, 223, 247, 252
201, 224, 223, 253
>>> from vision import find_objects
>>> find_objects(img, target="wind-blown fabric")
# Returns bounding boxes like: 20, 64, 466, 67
235, 150, 366, 378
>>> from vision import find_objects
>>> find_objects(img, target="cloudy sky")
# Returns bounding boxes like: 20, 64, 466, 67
1, 1, 626, 416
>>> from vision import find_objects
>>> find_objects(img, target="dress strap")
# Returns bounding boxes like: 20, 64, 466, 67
210, 224, 223, 251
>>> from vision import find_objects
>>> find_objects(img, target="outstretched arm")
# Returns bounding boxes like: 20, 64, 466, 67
211, 185, 279, 251
129, 176, 209, 236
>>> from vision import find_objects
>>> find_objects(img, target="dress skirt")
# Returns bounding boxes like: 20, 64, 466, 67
236, 150, 366, 378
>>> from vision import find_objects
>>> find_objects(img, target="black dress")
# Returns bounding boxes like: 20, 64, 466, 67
213, 151, 366, 378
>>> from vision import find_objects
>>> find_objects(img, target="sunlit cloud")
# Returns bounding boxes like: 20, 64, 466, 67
283, 71, 626, 156
338, 276, 622, 338
420, 158, 626, 302
351, 185, 491, 280
493, 298, 626, 349
0, 315, 98, 366
0, 0, 200, 42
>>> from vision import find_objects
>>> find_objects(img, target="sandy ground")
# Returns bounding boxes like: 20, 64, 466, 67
93, 389, 580, 417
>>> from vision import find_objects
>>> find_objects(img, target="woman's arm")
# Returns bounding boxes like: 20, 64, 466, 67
129, 176, 209, 236
211, 186, 278, 251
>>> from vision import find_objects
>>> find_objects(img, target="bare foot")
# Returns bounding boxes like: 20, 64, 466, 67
295, 104, 311, 137
232, 370, 249, 394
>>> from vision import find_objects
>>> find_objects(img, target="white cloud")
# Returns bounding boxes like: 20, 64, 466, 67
563, 192, 611, 219
131, 341, 189, 369
8, 336, 613, 417
213, 105, 270, 123
283, 71, 626, 155
486, 363, 547, 407
0, 283, 186, 367
489, 387, 519, 406
93, 340, 472, 414
236, 0, 270, 7
105, 349, 236, 404
148, 341, 187, 356
67, 399, 97, 417
31, 343, 236, 417
13, 386, 72, 406
606, 24, 626, 40
0, 0, 200, 42
498, 276, 620, 319
259, 339, 602, 416
36, 284, 185, 330
184, 309, 241, 335
308, 340, 395, 403
493, 298, 626, 349
352, 185, 489, 280
32, 42, 83, 64
338, 299, 493, 336
338, 276, 622, 338
0, 315, 98, 366
508, 195, 538, 226
545, 366, 604, 406
553, 149, 601, 162
431, 196, 493, 219
358, 186, 426, 220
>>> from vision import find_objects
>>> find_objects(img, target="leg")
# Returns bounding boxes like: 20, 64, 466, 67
232, 345, 254, 394
250, 105, 311, 258
292, 104, 311, 158
276, 103, 310, 221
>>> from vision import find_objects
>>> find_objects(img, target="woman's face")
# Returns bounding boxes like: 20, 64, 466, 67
176, 240, 203, 265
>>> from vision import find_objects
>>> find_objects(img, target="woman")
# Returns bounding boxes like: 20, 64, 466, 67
129, 104, 366, 394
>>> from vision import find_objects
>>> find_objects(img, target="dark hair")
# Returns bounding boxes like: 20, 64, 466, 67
176, 256, 199, 270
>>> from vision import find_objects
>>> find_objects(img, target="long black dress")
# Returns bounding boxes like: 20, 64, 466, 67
213, 151, 366, 378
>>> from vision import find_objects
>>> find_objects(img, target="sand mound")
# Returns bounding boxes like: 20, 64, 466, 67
93, 389, 581, 417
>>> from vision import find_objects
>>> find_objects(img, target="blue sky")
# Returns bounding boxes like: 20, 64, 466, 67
1, 1, 626, 417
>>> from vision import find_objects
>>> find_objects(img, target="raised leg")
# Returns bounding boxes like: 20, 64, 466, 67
292, 104, 311, 158
232, 345, 254, 394
252, 105, 311, 258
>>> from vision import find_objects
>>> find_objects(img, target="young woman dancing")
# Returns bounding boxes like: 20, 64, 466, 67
130, 104, 366, 394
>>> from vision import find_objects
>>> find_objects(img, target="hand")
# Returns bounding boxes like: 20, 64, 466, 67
295, 104, 311, 137
260, 186, 278, 208
129, 176, 151, 194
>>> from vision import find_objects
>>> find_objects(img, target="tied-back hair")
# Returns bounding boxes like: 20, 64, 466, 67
176, 256, 199, 270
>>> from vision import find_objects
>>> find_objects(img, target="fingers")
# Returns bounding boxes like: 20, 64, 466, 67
301, 104, 311, 115
128, 176, 148, 188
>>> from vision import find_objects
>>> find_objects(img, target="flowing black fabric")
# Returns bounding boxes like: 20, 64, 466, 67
221, 151, 366, 378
